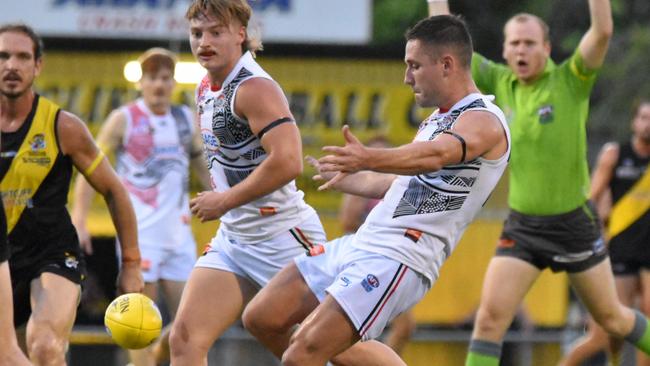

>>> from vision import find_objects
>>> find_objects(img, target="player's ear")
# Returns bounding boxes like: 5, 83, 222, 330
441, 54, 453, 76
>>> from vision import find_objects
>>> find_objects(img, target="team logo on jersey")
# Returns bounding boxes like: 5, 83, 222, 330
30, 134, 46, 151
361, 274, 380, 292
24, 133, 51, 166
201, 128, 220, 151
537, 105, 554, 124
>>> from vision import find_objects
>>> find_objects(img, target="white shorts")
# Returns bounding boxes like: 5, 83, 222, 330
295, 235, 430, 341
195, 213, 326, 288
138, 238, 197, 283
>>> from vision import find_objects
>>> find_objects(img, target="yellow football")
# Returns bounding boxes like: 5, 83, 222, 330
104, 293, 162, 349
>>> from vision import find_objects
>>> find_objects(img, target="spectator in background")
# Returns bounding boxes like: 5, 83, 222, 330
560, 99, 650, 365
72, 47, 210, 366
338, 135, 417, 356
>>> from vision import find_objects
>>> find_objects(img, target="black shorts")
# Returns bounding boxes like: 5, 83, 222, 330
495, 201, 608, 273
8, 206, 86, 326
608, 211, 650, 276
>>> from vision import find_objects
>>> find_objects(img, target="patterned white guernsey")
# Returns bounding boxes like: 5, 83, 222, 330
116, 98, 195, 249
196, 52, 315, 244
353, 93, 511, 284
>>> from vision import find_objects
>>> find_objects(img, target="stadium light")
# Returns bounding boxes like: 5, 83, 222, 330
123, 61, 207, 84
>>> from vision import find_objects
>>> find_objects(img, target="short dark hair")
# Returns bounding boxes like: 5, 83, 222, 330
0, 23, 44, 60
405, 15, 473, 69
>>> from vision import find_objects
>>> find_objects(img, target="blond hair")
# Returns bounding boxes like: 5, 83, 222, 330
186, 0, 263, 56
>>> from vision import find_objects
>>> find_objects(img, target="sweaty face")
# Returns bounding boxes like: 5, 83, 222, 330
139, 68, 175, 114
502, 19, 550, 84
189, 13, 245, 81
404, 39, 442, 108
0, 31, 41, 99
633, 103, 650, 144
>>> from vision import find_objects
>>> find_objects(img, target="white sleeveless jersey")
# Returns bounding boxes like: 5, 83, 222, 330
115, 99, 194, 248
196, 52, 315, 244
353, 93, 510, 283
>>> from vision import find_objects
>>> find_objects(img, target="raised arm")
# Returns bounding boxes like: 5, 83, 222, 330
578, 0, 613, 70
60, 111, 143, 293
427, 0, 450, 16
71, 109, 125, 254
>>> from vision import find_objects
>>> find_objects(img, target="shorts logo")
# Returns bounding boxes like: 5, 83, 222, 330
498, 238, 515, 248
592, 237, 606, 253
361, 274, 380, 293
64, 254, 79, 269
553, 250, 594, 263
339, 276, 351, 287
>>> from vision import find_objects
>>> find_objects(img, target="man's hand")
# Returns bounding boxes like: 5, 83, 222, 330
73, 222, 93, 255
305, 155, 348, 191
190, 191, 229, 222
318, 125, 369, 174
117, 262, 144, 294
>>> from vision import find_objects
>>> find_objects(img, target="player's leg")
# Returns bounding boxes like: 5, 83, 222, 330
637, 269, 650, 366
127, 281, 159, 366
569, 258, 650, 357
25, 272, 80, 366
0, 261, 31, 366
558, 273, 637, 366
151, 278, 186, 364
466, 256, 541, 366
242, 262, 321, 358
383, 310, 416, 355
168, 266, 256, 366
281, 250, 424, 366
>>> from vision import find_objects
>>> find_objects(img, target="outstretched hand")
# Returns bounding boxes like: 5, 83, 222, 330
305, 155, 348, 191
318, 125, 368, 174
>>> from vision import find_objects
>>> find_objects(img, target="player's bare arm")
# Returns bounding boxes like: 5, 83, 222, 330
319, 111, 507, 176
189, 126, 212, 190
59, 110, 143, 293
71, 109, 126, 254
578, 0, 613, 70
427, 0, 450, 16
189, 77, 302, 221
307, 154, 396, 197
588, 142, 618, 221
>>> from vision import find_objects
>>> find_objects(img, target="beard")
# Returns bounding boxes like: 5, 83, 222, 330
1, 83, 31, 99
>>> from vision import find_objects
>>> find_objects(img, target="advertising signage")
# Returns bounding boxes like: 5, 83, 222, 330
2, 0, 371, 44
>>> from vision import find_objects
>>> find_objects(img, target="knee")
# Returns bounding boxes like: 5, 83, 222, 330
475, 305, 505, 329
242, 304, 289, 337
169, 321, 190, 356
592, 307, 629, 337
27, 324, 66, 364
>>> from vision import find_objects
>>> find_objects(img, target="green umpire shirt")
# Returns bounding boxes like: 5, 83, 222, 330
471, 50, 599, 215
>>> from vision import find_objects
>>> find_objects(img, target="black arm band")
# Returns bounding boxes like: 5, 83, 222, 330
442, 130, 467, 163
257, 117, 295, 139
